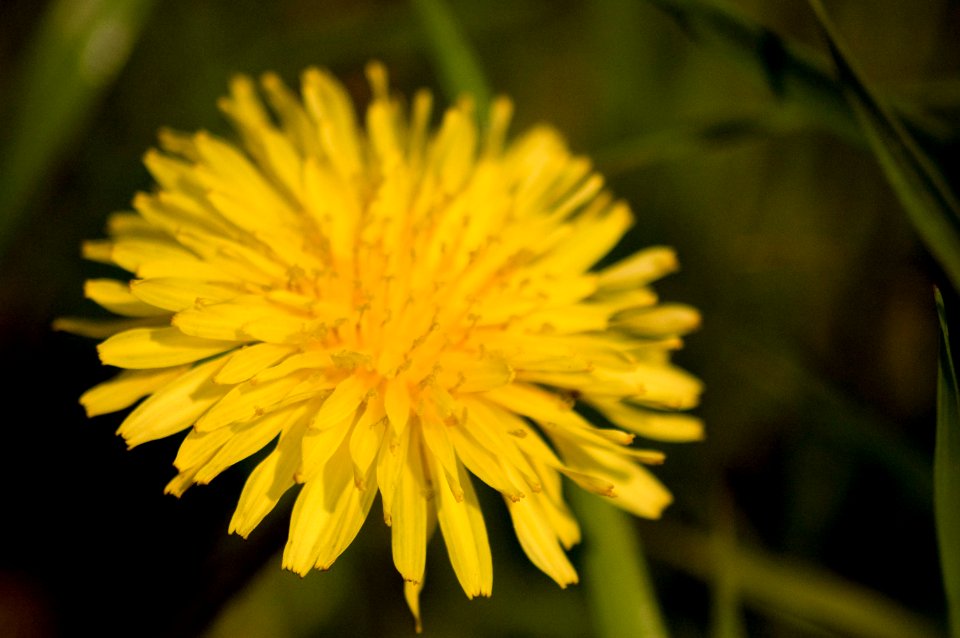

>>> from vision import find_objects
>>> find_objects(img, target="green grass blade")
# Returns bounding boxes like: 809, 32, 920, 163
570, 489, 670, 638
639, 0, 952, 152
0, 0, 156, 259
936, 287, 960, 637
411, 0, 492, 117
639, 0, 861, 144
807, 0, 960, 293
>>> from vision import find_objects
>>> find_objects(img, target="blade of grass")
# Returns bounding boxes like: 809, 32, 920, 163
807, 0, 960, 293
411, 0, 492, 117
644, 521, 942, 638
638, 0, 860, 144
638, 0, 952, 152
570, 489, 669, 638
936, 287, 960, 637
0, 0, 156, 259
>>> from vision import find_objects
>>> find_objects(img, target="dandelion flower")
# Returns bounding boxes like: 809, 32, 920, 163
61, 62, 703, 628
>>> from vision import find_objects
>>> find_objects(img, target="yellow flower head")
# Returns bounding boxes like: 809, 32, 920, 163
65, 62, 702, 627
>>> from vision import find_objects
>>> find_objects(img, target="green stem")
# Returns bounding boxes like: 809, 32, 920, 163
570, 489, 669, 638
410, 0, 492, 118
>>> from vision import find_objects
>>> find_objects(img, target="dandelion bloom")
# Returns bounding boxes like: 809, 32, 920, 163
62, 63, 703, 627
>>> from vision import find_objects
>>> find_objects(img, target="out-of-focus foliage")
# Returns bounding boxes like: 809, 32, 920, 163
0, 0, 956, 636
936, 288, 960, 638
0, 0, 155, 257
807, 0, 960, 292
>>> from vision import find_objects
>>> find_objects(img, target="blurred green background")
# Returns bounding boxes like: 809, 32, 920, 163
1, 0, 958, 636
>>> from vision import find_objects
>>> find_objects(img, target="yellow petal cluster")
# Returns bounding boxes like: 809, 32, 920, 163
66, 62, 703, 627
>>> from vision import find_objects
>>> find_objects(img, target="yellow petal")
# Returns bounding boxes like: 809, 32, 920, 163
530, 463, 581, 549
80, 366, 187, 417
506, 495, 578, 587
81, 239, 116, 264
174, 427, 233, 472
195, 372, 309, 432
392, 427, 429, 583
463, 393, 563, 470
429, 456, 493, 598
98, 326, 240, 369
136, 257, 241, 282
282, 471, 333, 575
598, 246, 678, 290
301, 67, 363, 178
299, 413, 355, 482
512, 303, 611, 334
621, 361, 704, 410
594, 400, 705, 442
142, 150, 205, 198
229, 411, 311, 537
221, 74, 270, 126
193, 403, 303, 484
254, 350, 332, 382
84, 279, 170, 317
462, 398, 545, 491
404, 580, 424, 634
428, 106, 477, 194
472, 330, 632, 369
366, 84, 404, 166
283, 438, 377, 573
377, 425, 411, 526
614, 303, 702, 337
53, 316, 167, 339
157, 126, 200, 160
261, 71, 321, 158
313, 464, 379, 570
110, 238, 200, 274
194, 132, 297, 229
132, 190, 230, 239
241, 313, 324, 344
117, 357, 229, 448
309, 374, 373, 429
557, 439, 673, 519
215, 343, 295, 384
435, 352, 514, 393
130, 277, 241, 312
420, 412, 463, 502
165, 462, 210, 497
349, 396, 387, 489
173, 296, 307, 342
384, 376, 412, 436
449, 425, 524, 500
301, 157, 360, 258
174, 231, 285, 286
536, 202, 631, 276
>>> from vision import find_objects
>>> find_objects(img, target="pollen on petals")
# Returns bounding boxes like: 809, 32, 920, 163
68, 62, 702, 630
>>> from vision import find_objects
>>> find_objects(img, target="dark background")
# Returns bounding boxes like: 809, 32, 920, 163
0, 1, 957, 636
